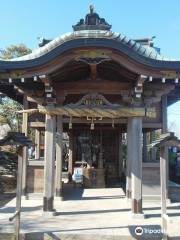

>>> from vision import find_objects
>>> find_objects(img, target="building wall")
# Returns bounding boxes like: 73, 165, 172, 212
27, 162, 160, 193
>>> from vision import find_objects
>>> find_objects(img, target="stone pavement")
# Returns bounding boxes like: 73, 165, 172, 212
0, 187, 180, 239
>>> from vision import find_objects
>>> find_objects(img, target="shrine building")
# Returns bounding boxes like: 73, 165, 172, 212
0, 6, 180, 216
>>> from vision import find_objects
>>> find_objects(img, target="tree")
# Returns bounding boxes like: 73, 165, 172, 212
0, 44, 32, 193
0, 44, 32, 131
0, 44, 31, 59
0, 98, 23, 132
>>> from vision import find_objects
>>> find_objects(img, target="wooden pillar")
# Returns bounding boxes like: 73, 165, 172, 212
118, 131, 123, 178
35, 129, 40, 160
55, 115, 63, 199
22, 97, 28, 196
126, 119, 132, 198
160, 146, 168, 238
131, 117, 143, 215
162, 95, 169, 198
43, 114, 56, 213
14, 148, 23, 240
98, 130, 103, 169
143, 132, 148, 162
150, 131, 157, 161
162, 96, 168, 132
68, 132, 73, 175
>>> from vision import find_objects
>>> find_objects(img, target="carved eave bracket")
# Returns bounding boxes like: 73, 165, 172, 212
143, 83, 175, 106
74, 50, 111, 80
134, 75, 147, 98
131, 75, 148, 106
39, 75, 56, 105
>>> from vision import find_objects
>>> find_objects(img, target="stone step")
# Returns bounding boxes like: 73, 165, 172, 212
169, 181, 180, 201
0, 233, 165, 240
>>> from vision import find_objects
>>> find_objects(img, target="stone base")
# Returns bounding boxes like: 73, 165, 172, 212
126, 190, 131, 199
55, 196, 64, 201
132, 199, 142, 214
131, 212, 145, 219
42, 210, 56, 217
43, 197, 54, 211
21, 195, 28, 200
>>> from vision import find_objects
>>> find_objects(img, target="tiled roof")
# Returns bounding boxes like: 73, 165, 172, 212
1, 30, 175, 62
0, 30, 180, 71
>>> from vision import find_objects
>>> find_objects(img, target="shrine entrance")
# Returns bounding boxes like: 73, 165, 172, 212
72, 128, 122, 187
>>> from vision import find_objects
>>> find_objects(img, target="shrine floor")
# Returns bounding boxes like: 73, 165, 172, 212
0, 187, 180, 240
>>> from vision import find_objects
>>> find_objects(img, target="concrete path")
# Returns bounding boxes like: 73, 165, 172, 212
0, 187, 180, 239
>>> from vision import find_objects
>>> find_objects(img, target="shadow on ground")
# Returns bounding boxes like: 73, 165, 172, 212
0, 224, 171, 240
0, 192, 15, 207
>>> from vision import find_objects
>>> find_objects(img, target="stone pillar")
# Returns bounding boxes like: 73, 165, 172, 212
35, 129, 40, 160
43, 114, 56, 213
126, 119, 132, 198
118, 131, 123, 178
162, 95, 169, 198
68, 132, 73, 175
143, 132, 148, 162
55, 115, 63, 199
130, 117, 143, 215
22, 97, 28, 196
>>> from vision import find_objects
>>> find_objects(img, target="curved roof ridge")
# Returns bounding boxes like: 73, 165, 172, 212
0, 30, 177, 63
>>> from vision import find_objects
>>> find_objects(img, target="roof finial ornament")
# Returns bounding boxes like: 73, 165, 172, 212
89, 4, 95, 14
72, 6, 111, 31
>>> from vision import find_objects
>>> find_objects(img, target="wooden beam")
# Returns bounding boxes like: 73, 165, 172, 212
28, 122, 45, 128
54, 80, 132, 95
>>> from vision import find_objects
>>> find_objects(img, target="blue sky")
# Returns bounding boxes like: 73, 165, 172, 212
0, 0, 180, 135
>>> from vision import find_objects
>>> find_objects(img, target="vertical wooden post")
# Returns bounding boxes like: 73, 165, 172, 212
131, 117, 143, 215
15, 147, 23, 240
35, 129, 40, 160
98, 130, 103, 169
43, 114, 56, 213
118, 131, 123, 179
160, 146, 168, 239
68, 132, 73, 175
22, 97, 28, 196
55, 115, 63, 199
143, 132, 148, 162
150, 131, 157, 161
126, 119, 132, 198
162, 95, 169, 198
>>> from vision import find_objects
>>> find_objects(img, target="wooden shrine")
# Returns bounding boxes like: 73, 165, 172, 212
0, 6, 180, 216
